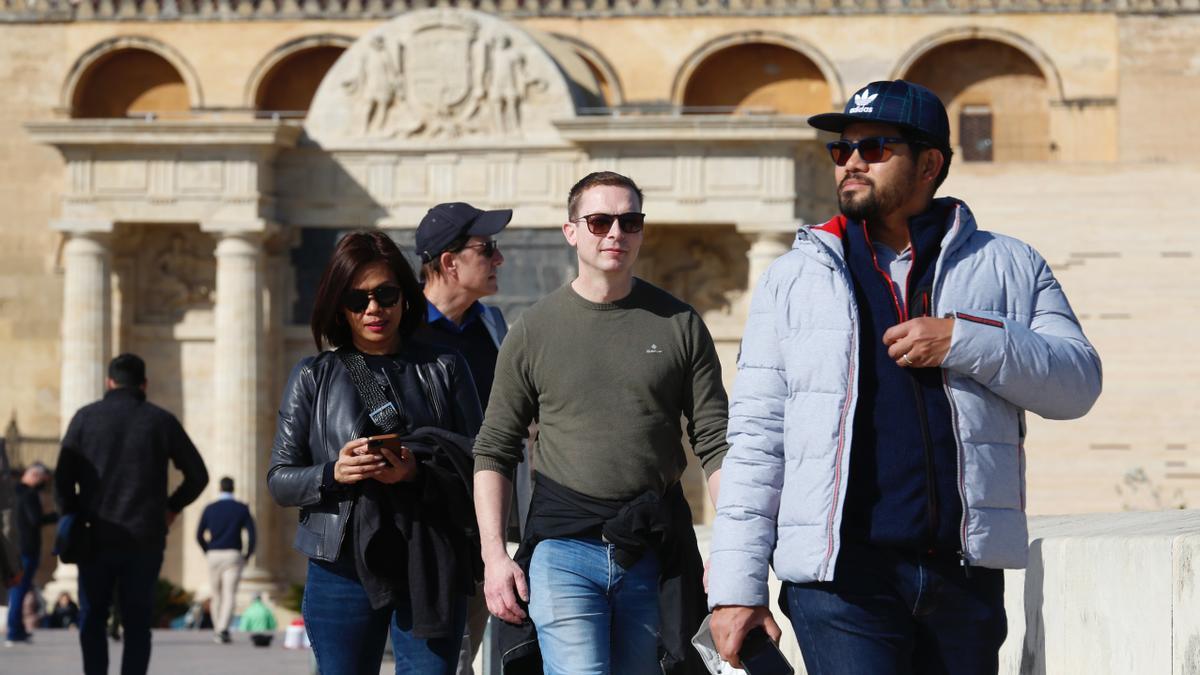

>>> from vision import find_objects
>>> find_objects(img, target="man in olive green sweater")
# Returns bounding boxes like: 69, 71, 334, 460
473, 171, 729, 674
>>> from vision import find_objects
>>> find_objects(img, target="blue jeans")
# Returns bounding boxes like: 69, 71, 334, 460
783, 545, 1007, 675
528, 537, 661, 675
6, 554, 38, 641
303, 559, 465, 675
77, 549, 163, 675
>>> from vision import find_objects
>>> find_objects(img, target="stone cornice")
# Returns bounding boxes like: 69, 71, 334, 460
554, 115, 818, 143
24, 120, 303, 149
2, 0, 1196, 22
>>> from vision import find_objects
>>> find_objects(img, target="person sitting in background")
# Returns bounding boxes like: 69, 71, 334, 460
46, 592, 80, 629
238, 594, 278, 647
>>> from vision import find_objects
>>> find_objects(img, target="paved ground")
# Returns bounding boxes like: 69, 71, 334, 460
2, 629, 321, 674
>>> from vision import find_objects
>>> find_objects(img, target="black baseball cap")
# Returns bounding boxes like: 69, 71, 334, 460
808, 80, 950, 151
415, 202, 512, 264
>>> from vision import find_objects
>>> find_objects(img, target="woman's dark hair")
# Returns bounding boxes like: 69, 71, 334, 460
310, 231, 426, 351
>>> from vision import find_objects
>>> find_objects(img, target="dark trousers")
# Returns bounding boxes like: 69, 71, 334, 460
783, 544, 1007, 675
6, 554, 38, 641
77, 549, 163, 675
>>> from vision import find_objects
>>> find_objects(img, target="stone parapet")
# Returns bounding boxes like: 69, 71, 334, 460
2, 0, 1198, 21
695, 509, 1200, 674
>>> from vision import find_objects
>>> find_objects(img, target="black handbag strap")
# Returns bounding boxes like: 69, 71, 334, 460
337, 350, 402, 434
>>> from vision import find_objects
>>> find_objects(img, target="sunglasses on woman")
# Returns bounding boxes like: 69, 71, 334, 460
342, 284, 401, 313
573, 212, 646, 236
825, 136, 911, 166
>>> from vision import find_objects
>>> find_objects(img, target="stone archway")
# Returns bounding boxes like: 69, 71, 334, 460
901, 36, 1054, 162
672, 32, 842, 114
63, 36, 203, 117
245, 34, 353, 117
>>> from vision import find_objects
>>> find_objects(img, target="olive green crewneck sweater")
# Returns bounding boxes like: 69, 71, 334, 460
473, 279, 730, 501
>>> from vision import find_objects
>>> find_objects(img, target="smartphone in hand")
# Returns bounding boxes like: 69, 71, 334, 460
739, 627, 794, 675
366, 433, 404, 467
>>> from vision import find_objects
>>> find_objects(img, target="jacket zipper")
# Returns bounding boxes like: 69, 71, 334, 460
940, 369, 971, 575
416, 362, 446, 425
930, 205, 972, 572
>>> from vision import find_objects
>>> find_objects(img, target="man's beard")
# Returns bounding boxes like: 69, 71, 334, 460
838, 181, 880, 222
837, 168, 917, 223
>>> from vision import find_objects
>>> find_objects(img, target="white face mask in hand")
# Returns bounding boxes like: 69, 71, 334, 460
691, 614, 748, 675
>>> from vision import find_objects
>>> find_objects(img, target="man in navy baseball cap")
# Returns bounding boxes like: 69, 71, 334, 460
709, 78, 1100, 675
415, 201, 512, 264
808, 79, 951, 152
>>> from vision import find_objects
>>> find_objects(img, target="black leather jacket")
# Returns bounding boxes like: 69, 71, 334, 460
267, 343, 483, 562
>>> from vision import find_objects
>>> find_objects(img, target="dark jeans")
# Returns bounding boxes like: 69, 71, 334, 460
6, 554, 38, 641
783, 544, 1007, 675
303, 559, 466, 675
77, 549, 163, 675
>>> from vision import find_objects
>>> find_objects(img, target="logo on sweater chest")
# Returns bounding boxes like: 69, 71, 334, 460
645, 343, 664, 354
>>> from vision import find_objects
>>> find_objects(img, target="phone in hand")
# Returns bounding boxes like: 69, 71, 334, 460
739, 626, 794, 675
366, 434, 404, 467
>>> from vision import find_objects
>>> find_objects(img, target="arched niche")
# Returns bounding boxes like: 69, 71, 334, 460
548, 33, 625, 107
246, 34, 353, 117
63, 36, 202, 118
672, 32, 842, 114
899, 33, 1056, 162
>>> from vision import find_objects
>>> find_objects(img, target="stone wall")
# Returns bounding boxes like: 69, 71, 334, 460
1117, 15, 1200, 162
0, 24, 68, 437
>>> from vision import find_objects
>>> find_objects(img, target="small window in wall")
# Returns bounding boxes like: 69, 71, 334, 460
960, 105, 994, 162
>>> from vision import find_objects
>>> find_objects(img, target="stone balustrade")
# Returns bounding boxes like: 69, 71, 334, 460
692, 509, 1200, 675
2, 0, 1198, 21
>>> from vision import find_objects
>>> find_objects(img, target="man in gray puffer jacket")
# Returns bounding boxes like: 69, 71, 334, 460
708, 80, 1101, 675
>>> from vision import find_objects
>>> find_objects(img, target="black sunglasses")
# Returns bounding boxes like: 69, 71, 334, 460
573, 212, 646, 236
826, 136, 910, 166
460, 240, 501, 258
342, 284, 402, 313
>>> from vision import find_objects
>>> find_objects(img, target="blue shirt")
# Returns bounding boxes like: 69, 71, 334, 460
418, 300, 498, 409
426, 301, 484, 333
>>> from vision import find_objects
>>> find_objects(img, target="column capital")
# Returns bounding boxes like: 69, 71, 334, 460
61, 230, 113, 253
213, 230, 266, 258
735, 221, 802, 237
200, 219, 280, 237
52, 218, 115, 234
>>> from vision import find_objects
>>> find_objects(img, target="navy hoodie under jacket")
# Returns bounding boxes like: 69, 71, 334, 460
840, 198, 963, 556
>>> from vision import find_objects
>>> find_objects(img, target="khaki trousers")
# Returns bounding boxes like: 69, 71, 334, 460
206, 549, 244, 633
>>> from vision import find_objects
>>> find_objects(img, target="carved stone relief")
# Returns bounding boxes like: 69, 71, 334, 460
307, 9, 570, 147
132, 227, 216, 323
636, 226, 748, 329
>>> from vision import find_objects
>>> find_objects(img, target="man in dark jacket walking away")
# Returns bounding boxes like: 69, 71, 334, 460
5, 462, 56, 646
195, 476, 256, 645
55, 353, 209, 675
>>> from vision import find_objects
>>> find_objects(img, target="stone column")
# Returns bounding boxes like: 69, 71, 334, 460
59, 232, 112, 434
212, 231, 276, 597
743, 226, 797, 293
47, 229, 112, 601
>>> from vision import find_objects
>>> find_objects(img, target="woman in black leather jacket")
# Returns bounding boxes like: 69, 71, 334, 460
267, 231, 483, 675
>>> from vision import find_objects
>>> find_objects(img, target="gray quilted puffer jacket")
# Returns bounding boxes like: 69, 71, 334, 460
708, 199, 1102, 608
